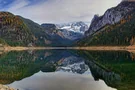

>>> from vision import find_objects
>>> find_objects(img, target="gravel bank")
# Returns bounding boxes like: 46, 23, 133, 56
0, 84, 14, 90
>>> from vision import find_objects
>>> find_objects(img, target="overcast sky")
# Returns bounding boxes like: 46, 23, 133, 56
0, 0, 122, 24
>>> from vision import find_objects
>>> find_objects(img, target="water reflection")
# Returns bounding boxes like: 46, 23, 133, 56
0, 50, 134, 90
80, 51, 135, 90
85, 59, 121, 88
9, 71, 115, 90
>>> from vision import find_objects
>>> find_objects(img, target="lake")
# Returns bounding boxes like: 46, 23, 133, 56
0, 50, 135, 90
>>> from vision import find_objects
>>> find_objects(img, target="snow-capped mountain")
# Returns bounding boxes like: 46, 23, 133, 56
56, 21, 90, 34
40, 21, 89, 46
41, 22, 89, 42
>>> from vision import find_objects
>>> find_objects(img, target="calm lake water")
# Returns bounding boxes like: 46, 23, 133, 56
0, 50, 135, 90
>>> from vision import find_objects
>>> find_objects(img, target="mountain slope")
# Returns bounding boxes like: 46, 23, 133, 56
20, 16, 51, 46
0, 12, 71, 47
0, 12, 34, 46
21, 18, 83, 46
78, 1, 135, 46
85, 1, 135, 36
57, 29, 83, 40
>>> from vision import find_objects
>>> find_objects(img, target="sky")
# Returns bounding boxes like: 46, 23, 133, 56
0, 0, 122, 24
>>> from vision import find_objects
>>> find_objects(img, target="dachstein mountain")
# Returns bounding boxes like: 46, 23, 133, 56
41, 22, 89, 46
56, 21, 89, 34
78, 0, 135, 46
85, 0, 135, 36
56, 21, 89, 40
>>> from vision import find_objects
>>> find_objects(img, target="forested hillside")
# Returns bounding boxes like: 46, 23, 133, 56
0, 12, 34, 46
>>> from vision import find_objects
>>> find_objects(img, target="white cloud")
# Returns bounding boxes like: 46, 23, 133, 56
8, 0, 30, 11
3, 0, 122, 24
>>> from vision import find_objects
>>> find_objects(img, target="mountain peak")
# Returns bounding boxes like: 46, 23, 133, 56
56, 21, 89, 34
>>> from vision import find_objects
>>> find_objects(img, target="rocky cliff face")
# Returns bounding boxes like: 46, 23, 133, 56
85, 1, 135, 36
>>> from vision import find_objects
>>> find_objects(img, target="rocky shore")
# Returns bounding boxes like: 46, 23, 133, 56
0, 84, 14, 90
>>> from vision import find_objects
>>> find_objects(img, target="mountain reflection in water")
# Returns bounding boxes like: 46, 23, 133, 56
0, 50, 134, 90
9, 71, 115, 90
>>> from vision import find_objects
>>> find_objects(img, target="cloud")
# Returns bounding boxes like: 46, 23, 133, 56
7, 0, 30, 11
0, 0, 122, 24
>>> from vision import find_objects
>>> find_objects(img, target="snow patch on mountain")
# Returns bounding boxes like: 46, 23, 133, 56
56, 21, 90, 34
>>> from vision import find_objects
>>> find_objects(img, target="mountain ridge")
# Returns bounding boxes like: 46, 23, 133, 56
78, 1, 135, 46
85, 1, 135, 36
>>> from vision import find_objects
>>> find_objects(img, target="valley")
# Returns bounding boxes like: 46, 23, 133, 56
1, 0, 135, 90
0, 1, 135, 48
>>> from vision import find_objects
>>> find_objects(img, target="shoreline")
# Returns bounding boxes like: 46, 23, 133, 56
2, 46, 135, 51
0, 84, 14, 90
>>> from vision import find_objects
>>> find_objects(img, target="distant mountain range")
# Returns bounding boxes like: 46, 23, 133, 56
41, 22, 88, 41
0, 12, 89, 46
40, 22, 89, 46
